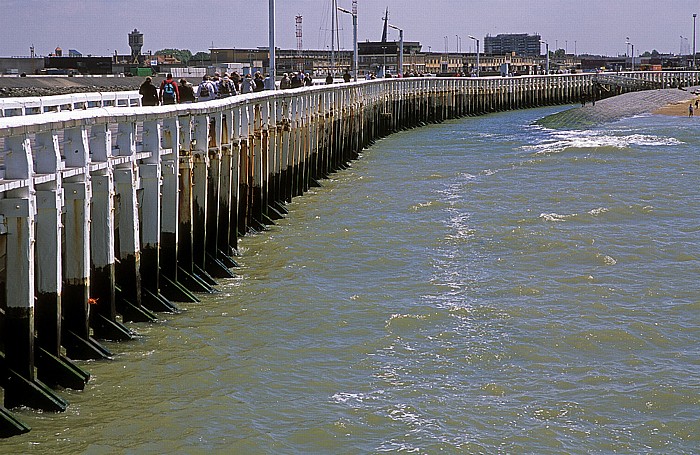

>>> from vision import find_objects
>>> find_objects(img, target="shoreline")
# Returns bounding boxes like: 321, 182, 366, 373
653, 95, 700, 116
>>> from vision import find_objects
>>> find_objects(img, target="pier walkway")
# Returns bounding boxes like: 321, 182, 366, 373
0, 70, 699, 436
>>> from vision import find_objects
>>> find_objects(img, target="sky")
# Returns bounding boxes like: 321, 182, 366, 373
1, 0, 698, 58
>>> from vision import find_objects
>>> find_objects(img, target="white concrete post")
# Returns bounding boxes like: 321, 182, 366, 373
192, 114, 210, 271
33, 131, 63, 355
88, 123, 119, 334
1, 135, 37, 381
139, 120, 164, 301
113, 120, 144, 318
62, 126, 93, 352
161, 117, 180, 280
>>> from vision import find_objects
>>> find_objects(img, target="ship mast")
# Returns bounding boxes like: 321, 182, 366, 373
331, 0, 338, 73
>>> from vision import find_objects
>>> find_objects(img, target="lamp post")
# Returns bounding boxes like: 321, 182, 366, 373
388, 24, 404, 76
382, 45, 387, 77
693, 13, 697, 68
468, 35, 480, 77
337, 6, 358, 81
626, 38, 634, 71
268, 0, 276, 86
540, 40, 549, 74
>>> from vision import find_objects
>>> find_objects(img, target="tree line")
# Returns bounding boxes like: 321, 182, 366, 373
154, 49, 210, 64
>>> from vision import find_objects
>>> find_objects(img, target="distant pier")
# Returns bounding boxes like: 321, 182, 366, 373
0, 70, 699, 436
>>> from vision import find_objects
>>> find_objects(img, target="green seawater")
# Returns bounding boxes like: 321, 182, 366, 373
3, 106, 699, 454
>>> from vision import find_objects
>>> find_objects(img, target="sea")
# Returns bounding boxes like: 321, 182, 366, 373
2, 105, 699, 454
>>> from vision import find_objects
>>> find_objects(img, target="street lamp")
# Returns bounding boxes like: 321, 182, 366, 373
388, 24, 404, 76
268, 0, 276, 87
693, 13, 697, 68
540, 40, 549, 74
626, 37, 634, 71
382, 45, 387, 77
468, 35, 480, 77
337, 6, 358, 81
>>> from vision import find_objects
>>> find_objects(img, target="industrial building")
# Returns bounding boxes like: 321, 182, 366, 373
484, 33, 542, 57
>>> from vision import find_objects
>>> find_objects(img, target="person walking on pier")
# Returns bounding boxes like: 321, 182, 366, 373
689, 103, 694, 117
231, 71, 241, 92
196, 75, 217, 102
241, 73, 255, 94
263, 73, 275, 90
139, 77, 159, 106
253, 72, 265, 92
217, 74, 236, 98
343, 70, 351, 83
159, 73, 180, 105
326, 73, 334, 84
178, 79, 196, 103
280, 73, 292, 89
290, 72, 302, 89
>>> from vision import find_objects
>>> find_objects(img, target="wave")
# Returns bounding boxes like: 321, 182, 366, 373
522, 130, 683, 155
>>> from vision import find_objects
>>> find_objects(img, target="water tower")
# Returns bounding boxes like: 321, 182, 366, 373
128, 29, 143, 64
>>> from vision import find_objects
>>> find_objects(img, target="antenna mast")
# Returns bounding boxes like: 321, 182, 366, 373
296, 15, 303, 71
331, 0, 337, 73
296, 15, 303, 53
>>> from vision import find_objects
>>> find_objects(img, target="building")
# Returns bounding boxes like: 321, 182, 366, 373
44, 56, 113, 75
484, 33, 541, 57
0, 57, 44, 75
358, 41, 423, 76
210, 47, 353, 76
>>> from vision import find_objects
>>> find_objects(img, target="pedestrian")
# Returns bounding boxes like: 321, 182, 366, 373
280, 73, 292, 90
231, 71, 241, 92
178, 78, 196, 103
196, 75, 217, 102
253, 72, 265, 92
304, 73, 313, 87
325, 73, 334, 84
159, 73, 179, 105
689, 103, 694, 117
291, 72, 302, 89
240, 73, 255, 94
343, 70, 351, 83
139, 77, 159, 106
695, 99, 699, 109
218, 73, 236, 98
263, 73, 275, 90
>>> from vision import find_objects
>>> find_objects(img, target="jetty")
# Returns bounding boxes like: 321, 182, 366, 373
0, 70, 698, 436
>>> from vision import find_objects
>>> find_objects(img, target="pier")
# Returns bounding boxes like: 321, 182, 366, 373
0, 70, 698, 436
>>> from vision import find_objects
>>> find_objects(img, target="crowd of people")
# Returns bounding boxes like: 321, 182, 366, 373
139, 69, 367, 105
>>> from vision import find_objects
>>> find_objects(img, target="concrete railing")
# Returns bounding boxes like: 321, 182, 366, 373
0, 90, 142, 117
0, 71, 697, 436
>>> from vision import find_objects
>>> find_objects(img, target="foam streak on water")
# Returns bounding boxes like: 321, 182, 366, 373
2, 107, 699, 454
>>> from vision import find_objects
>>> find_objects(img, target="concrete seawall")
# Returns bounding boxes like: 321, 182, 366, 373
0, 76, 148, 98
538, 86, 700, 129
0, 71, 699, 436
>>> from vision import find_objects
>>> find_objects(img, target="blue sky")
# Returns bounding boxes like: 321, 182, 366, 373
1, 0, 696, 57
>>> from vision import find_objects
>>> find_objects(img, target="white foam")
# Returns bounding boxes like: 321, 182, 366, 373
523, 130, 683, 155
539, 212, 577, 222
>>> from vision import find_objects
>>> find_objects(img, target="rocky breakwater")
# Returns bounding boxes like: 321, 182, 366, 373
538, 87, 700, 129
0, 76, 148, 98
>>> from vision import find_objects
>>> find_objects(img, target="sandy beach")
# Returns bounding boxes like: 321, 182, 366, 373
653, 95, 700, 116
